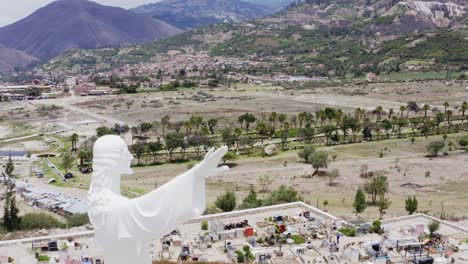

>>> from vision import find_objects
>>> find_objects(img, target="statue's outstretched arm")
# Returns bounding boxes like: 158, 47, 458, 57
128, 146, 229, 238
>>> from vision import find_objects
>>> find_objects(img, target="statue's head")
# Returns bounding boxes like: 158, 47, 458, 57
93, 135, 134, 175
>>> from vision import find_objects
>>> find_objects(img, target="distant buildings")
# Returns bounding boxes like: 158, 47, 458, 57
15, 180, 88, 216
0, 150, 29, 163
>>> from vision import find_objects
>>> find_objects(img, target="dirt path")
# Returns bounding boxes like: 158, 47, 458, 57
30, 99, 125, 125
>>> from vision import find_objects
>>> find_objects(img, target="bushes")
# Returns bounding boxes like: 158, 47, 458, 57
263, 185, 302, 206
426, 141, 445, 157
66, 213, 90, 228
215, 191, 237, 212
370, 220, 382, 234
201, 220, 209, 231
460, 135, 468, 150
338, 227, 356, 237
21, 213, 65, 230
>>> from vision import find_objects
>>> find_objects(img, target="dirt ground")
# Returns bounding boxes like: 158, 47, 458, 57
3, 80, 463, 130
0, 80, 466, 223
122, 133, 468, 222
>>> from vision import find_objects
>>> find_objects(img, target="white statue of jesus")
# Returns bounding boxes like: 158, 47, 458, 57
87, 135, 229, 264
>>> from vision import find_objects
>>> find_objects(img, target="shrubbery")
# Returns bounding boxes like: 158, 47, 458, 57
338, 227, 356, 237
21, 213, 65, 230
66, 213, 90, 228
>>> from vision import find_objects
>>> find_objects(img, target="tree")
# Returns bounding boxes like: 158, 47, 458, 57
207, 118, 218, 135
96, 126, 114, 137
363, 175, 389, 204
1, 191, 20, 231
147, 141, 163, 163
328, 168, 339, 186
443, 102, 449, 119
215, 191, 237, 212
269, 112, 278, 129
131, 142, 146, 165
222, 151, 237, 164
377, 197, 391, 219
70, 133, 79, 151
263, 185, 301, 206
257, 175, 274, 193
61, 151, 75, 174
446, 110, 453, 127
340, 115, 357, 142
278, 113, 287, 128
459, 135, 468, 150
308, 151, 329, 176
5, 156, 14, 177
238, 113, 256, 133
428, 221, 440, 237
239, 189, 262, 209
298, 145, 316, 163
280, 125, 290, 150
77, 149, 92, 166
405, 196, 418, 215
322, 125, 337, 145
322, 200, 329, 210
300, 124, 315, 143
374, 106, 383, 122
422, 104, 430, 122
460, 101, 467, 125
221, 127, 234, 147
426, 141, 445, 157
353, 187, 367, 216
256, 122, 269, 145
164, 132, 184, 160
139, 122, 153, 136
161, 115, 170, 136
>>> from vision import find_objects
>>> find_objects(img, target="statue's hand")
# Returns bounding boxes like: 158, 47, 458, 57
194, 146, 229, 178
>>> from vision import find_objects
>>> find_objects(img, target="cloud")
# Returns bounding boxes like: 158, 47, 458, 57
0, 0, 161, 27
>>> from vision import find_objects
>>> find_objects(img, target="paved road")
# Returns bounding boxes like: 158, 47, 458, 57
44, 157, 65, 181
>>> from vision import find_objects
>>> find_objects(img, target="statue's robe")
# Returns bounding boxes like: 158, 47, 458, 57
92, 167, 205, 264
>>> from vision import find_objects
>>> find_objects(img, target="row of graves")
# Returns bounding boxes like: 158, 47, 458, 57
157, 208, 346, 263
335, 216, 468, 264
30, 237, 103, 264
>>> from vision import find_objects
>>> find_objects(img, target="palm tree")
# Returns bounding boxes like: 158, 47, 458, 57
290, 115, 298, 129
443, 102, 449, 119
400, 105, 406, 119
460, 101, 467, 125
269, 112, 278, 129
278, 113, 287, 129
70, 133, 79, 151
375, 106, 383, 122
298, 112, 306, 129
184, 121, 193, 137
355, 108, 363, 123
161, 115, 170, 136
422, 104, 430, 123
446, 110, 453, 127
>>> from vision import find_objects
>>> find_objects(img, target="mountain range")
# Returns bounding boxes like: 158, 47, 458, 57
0, 0, 181, 71
43, 0, 468, 76
0, 45, 38, 72
131, 0, 274, 30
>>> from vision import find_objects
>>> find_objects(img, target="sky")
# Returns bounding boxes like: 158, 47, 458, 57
0, 0, 161, 27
